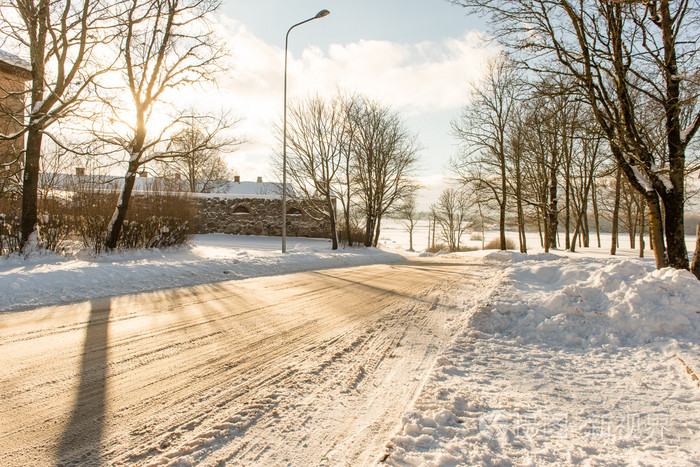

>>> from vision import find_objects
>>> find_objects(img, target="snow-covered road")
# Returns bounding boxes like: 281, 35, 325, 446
0, 257, 494, 466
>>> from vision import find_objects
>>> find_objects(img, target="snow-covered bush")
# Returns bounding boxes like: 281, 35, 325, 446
119, 216, 190, 250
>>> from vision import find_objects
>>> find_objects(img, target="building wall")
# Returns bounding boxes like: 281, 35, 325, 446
194, 196, 332, 239
0, 67, 27, 183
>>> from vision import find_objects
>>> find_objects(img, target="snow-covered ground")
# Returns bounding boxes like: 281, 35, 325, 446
379, 218, 699, 259
383, 250, 700, 466
3, 225, 700, 465
0, 234, 403, 312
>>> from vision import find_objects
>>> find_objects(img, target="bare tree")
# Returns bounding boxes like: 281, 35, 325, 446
452, 0, 700, 271
336, 92, 362, 247
395, 194, 419, 251
434, 187, 469, 252
507, 105, 528, 253
38, 140, 75, 201
0, 0, 114, 248
452, 54, 521, 250
570, 123, 605, 252
519, 93, 565, 252
278, 94, 346, 249
97, 0, 224, 250
353, 98, 420, 247
156, 112, 240, 193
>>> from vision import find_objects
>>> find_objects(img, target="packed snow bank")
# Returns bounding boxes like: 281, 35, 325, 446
473, 252, 700, 347
0, 234, 404, 312
384, 253, 700, 466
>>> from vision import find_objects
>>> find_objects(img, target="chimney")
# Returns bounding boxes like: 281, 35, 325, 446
234, 175, 240, 183
257, 176, 263, 183
75, 167, 85, 176
139, 171, 148, 178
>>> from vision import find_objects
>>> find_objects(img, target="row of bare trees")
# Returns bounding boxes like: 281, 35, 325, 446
451, 54, 694, 258
450, 0, 700, 275
279, 92, 420, 250
0, 0, 237, 252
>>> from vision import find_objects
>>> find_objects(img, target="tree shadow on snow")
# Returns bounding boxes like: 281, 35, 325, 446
56, 297, 111, 466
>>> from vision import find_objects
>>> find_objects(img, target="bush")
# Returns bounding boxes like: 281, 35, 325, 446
2, 182, 195, 256
0, 212, 21, 256
62, 178, 195, 254
338, 223, 367, 247
484, 236, 516, 250
37, 212, 71, 253
425, 243, 480, 254
70, 186, 119, 255
0, 192, 20, 256
470, 231, 483, 241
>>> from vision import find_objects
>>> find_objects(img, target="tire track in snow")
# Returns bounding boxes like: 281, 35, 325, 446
0, 258, 494, 466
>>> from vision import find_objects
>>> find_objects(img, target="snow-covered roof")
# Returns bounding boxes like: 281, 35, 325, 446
43, 173, 293, 197
0, 49, 31, 79
215, 180, 287, 196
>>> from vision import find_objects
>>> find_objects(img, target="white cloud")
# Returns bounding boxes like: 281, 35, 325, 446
189, 15, 498, 185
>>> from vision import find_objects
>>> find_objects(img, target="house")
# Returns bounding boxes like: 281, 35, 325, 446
0, 50, 31, 189
45, 170, 332, 239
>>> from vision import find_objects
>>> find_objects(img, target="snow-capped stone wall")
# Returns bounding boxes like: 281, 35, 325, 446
194, 196, 332, 239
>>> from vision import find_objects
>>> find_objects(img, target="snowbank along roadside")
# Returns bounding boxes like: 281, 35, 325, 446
384, 251, 700, 466
0, 234, 404, 312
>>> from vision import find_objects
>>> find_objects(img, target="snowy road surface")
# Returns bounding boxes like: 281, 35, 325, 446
0, 257, 492, 465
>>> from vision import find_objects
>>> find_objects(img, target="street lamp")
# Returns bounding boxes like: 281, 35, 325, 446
282, 9, 330, 253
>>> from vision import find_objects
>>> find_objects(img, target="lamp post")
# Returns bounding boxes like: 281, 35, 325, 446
282, 9, 330, 253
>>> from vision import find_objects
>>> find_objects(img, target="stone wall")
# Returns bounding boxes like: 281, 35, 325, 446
194, 196, 332, 239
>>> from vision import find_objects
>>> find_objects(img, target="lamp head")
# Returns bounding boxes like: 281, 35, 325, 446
315, 9, 330, 19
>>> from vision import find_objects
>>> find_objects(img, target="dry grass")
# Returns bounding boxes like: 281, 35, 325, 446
484, 237, 516, 250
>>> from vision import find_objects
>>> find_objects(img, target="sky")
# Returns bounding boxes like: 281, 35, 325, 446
188, 0, 499, 209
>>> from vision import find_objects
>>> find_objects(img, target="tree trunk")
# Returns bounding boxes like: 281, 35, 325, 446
536, 206, 543, 248
326, 193, 338, 250
477, 201, 485, 250
105, 163, 139, 250
364, 214, 374, 247
583, 206, 590, 248
611, 166, 622, 255
639, 202, 645, 258
548, 183, 558, 250
373, 215, 382, 247
593, 183, 601, 248
427, 216, 431, 248
500, 163, 507, 250
690, 223, 700, 280
516, 176, 526, 253
20, 128, 43, 247
565, 160, 571, 250
570, 220, 580, 253
628, 202, 636, 249
344, 176, 353, 247
662, 191, 689, 270
647, 195, 668, 268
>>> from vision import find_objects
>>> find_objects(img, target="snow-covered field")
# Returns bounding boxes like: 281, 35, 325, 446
379, 218, 699, 259
0, 234, 403, 312
2, 225, 700, 465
